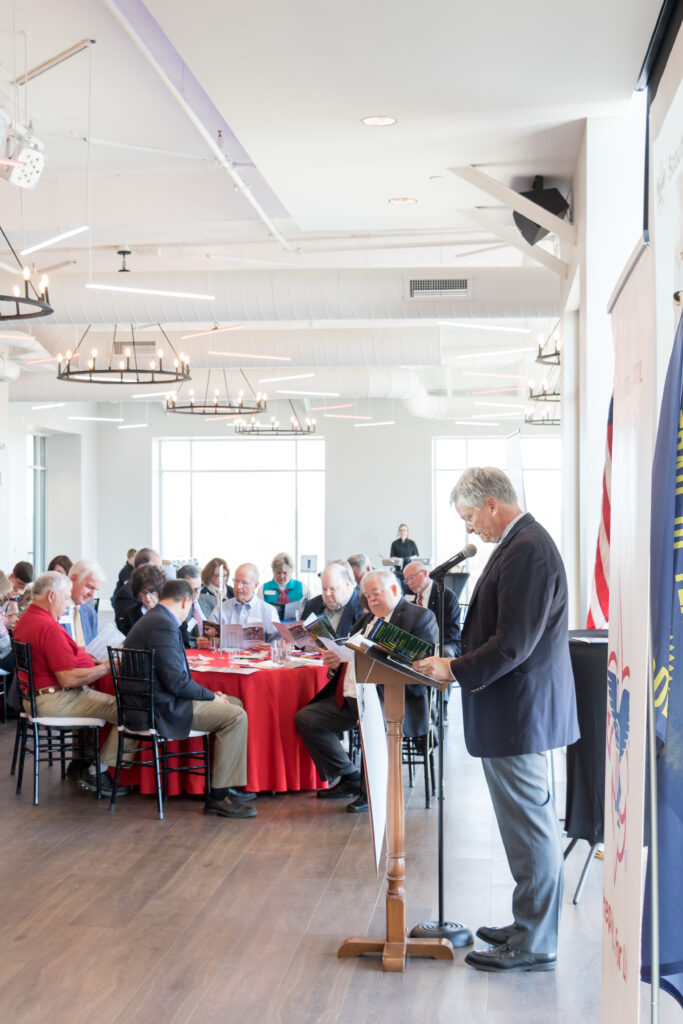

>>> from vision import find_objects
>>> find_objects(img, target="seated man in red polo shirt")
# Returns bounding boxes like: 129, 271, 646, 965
13, 570, 128, 797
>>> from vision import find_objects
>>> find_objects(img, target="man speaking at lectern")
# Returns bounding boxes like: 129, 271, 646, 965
415, 467, 579, 973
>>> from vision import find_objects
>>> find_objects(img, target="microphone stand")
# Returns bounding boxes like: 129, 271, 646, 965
409, 569, 473, 948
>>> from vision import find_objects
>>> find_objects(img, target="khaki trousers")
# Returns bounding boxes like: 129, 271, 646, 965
27, 686, 123, 766
190, 696, 248, 789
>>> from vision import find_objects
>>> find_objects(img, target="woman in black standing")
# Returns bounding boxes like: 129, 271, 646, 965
390, 523, 419, 570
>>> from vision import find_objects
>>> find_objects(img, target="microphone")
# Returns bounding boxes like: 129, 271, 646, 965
429, 543, 477, 580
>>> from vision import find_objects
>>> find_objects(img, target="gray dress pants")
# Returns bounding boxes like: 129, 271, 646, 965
481, 751, 563, 956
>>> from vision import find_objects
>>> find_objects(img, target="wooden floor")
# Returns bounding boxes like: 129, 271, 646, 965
0, 704, 678, 1024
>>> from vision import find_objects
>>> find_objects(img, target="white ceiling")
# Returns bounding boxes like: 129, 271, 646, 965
0, 0, 661, 426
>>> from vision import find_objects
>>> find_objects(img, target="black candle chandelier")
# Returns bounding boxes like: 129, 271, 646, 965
235, 408, 316, 436
0, 226, 54, 322
56, 324, 190, 385
166, 368, 267, 417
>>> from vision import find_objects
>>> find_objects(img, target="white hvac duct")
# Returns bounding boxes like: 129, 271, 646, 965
0, 334, 49, 382
45, 267, 561, 325
9, 366, 490, 421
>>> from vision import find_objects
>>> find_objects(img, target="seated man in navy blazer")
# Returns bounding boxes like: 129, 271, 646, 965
301, 559, 362, 637
296, 567, 438, 812
125, 578, 257, 820
60, 559, 104, 648
416, 467, 579, 974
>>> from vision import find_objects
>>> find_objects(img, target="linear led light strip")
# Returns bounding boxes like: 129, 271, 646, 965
354, 420, 395, 429
31, 402, 65, 410
258, 373, 314, 383
208, 350, 291, 362
85, 283, 215, 300
277, 389, 340, 397
118, 423, 148, 430
311, 403, 352, 411
324, 413, 373, 420
68, 415, 124, 423
471, 386, 525, 395
20, 225, 89, 256
456, 347, 535, 360
453, 420, 499, 428
462, 371, 529, 381
472, 412, 520, 420
439, 321, 531, 334
181, 324, 241, 340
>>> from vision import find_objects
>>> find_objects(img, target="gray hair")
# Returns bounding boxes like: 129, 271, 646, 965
271, 551, 294, 574
32, 571, 72, 598
450, 467, 517, 509
347, 553, 371, 572
323, 559, 356, 587
69, 558, 105, 584
361, 569, 399, 593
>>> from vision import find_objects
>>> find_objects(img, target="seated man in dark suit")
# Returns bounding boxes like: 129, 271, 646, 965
176, 564, 203, 648
124, 578, 256, 819
403, 560, 461, 722
301, 559, 362, 637
295, 568, 438, 812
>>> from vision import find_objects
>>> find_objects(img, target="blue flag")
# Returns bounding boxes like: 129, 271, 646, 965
643, 313, 683, 1007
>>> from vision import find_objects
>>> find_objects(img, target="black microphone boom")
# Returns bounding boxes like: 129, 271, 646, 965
429, 543, 477, 580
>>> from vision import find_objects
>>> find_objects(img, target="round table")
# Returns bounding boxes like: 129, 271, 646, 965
101, 653, 329, 795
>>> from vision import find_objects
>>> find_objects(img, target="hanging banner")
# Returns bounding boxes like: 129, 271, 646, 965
602, 240, 655, 1023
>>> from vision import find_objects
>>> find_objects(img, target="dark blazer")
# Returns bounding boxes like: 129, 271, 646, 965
407, 585, 461, 656
313, 597, 438, 737
302, 588, 362, 639
451, 513, 579, 758
124, 603, 215, 739
113, 582, 137, 635
179, 614, 199, 649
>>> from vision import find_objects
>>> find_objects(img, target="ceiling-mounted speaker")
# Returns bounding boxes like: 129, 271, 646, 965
513, 176, 569, 246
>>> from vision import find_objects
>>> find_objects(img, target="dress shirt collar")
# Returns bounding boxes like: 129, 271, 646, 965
498, 510, 526, 545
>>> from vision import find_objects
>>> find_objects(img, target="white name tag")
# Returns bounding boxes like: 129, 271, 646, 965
187, 617, 197, 631
264, 590, 277, 596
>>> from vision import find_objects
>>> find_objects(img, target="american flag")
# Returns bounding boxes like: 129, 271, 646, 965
586, 396, 613, 629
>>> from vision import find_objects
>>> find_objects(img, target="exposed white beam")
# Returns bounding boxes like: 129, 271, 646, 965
460, 208, 569, 278
100, 0, 295, 254
451, 165, 577, 246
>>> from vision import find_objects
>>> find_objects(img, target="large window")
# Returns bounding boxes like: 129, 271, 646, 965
153, 437, 325, 581
433, 436, 562, 599
27, 435, 46, 572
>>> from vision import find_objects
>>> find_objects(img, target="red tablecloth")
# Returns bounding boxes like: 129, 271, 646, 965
100, 654, 328, 795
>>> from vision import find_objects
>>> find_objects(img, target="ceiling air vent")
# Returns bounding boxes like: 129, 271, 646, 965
112, 339, 158, 356
408, 277, 471, 299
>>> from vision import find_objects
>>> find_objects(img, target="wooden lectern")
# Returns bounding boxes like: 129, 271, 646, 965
337, 647, 455, 972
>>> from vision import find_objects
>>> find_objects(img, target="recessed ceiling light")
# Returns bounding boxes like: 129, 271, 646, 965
361, 116, 397, 127
388, 197, 417, 206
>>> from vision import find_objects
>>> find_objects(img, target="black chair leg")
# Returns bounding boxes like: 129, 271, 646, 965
32, 723, 40, 805
60, 731, 67, 779
203, 735, 211, 797
11, 717, 24, 776
110, 732, 125, 812
16, 719, 28, 794
46, 727, 54, 766
152, 735, 164, 820
94, 727, 102, 800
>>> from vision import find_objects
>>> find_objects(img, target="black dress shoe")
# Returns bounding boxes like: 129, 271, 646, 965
226, 787, 257, 802
317, 776, 361, 799
465, 943, 557, 973
204, 796, 257, 819
346, 795, 369, 812
475, 924, 515, 947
